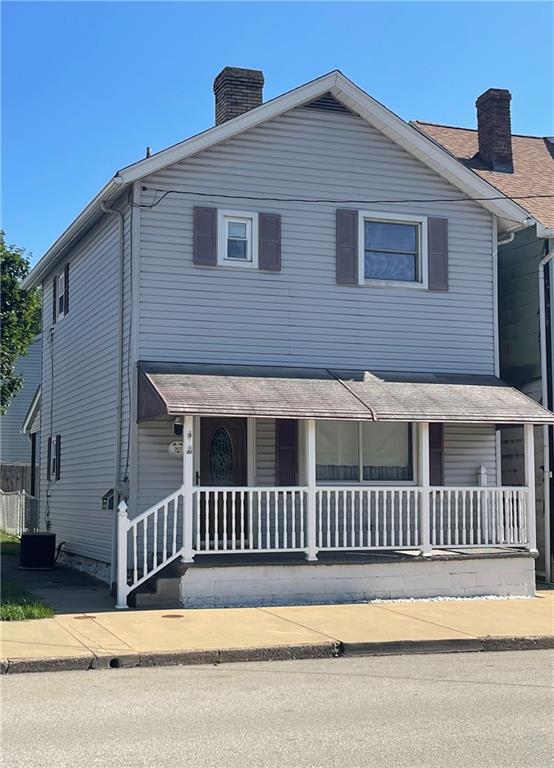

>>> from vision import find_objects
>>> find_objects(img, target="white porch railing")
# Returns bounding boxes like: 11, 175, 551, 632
193, 487, 308, 553
116, 484, 532, 608
429, 487, 528, 547
316, 487, 422, 550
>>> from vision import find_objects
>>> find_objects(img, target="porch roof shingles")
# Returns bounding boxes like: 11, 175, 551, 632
137, 364, 554, 424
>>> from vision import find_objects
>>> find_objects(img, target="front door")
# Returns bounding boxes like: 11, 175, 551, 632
200, 418, 248, 543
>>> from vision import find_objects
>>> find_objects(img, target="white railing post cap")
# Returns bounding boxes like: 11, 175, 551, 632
118, 499, 128, 515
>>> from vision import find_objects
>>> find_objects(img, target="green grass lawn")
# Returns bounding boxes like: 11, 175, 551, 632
1, 532, 54, 620
0, 531, 21, 556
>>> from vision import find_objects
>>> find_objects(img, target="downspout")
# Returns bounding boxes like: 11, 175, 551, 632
101, 202, 126, 586
539, 245, 554, 583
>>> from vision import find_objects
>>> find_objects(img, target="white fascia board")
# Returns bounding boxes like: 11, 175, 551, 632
22, 177, 127, 289
116, 72, 340, 184
330, 75, 531, 227
537, 223, 554, 238
21, 386, 41, 435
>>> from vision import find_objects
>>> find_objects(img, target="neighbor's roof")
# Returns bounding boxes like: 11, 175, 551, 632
137, 363, 554, 424
23, 70, 533, 290
412, 122, 554, 229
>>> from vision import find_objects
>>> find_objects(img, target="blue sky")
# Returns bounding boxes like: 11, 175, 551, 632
2, 1, 553, 265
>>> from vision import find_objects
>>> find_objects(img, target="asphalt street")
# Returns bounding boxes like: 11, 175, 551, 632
1, 650, 553, 768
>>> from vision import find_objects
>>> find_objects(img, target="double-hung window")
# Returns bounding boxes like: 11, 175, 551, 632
316, 421, 413, 483
359, 212, 427, 287
57, 271, 66, 318
52, 263, 69, 324
218, 211, 258, 268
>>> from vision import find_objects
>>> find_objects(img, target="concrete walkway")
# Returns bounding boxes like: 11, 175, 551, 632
1, 591, 553, 673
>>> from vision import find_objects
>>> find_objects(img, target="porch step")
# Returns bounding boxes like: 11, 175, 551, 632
132, 577, 182, 609
130, 558, 185, 609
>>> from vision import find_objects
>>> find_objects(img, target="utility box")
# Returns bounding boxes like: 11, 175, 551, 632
19, 532, 56, 569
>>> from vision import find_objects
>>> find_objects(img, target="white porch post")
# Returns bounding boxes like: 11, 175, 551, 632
115, 500, 129, 609
305, 418, 318, 561
524, 423, 538, 554
419, 422, 432, 556
182, 414, 195, 562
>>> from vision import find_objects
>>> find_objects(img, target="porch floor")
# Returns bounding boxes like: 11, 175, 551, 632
186, 547, 531, 568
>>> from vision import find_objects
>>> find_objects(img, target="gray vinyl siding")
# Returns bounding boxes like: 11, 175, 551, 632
256, 419, 276, 486
499, 228, 546, 387
138, 106, 495, 373
39, 207, 130, 564
0, 337, 41, 466
136, 418, 183, 515
443, 424, 497, 487
501, 381, 545, 572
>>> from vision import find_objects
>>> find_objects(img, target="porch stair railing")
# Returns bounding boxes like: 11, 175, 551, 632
116, 485, 532, 608
115, 487, 184, 609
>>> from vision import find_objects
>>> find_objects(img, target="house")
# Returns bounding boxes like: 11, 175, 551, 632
414, 91, 554, 584
22, 68, 554, 609
0, 336, 41, 495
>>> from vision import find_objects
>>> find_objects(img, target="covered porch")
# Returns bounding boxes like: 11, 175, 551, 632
115, 365, 554, 608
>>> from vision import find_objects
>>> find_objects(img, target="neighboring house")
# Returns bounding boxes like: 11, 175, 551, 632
0, 336, 42, 494
22, 68, 554, 609
414, 91, 554, 583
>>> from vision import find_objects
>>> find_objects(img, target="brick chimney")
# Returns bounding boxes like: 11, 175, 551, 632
213, 67, 264, 125
475, 88, 513, 172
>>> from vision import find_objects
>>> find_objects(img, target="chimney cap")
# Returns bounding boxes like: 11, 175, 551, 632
476, 87, 512, 106
213, 66, 265, 92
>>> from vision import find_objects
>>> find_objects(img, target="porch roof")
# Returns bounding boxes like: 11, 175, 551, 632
137, 364, 554, 424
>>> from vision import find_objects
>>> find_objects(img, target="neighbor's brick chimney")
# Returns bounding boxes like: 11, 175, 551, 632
213, 67, 264, 125
476, 88, 513, 172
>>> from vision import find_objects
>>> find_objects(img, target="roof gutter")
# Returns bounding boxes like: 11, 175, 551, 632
539, 243, 554, 583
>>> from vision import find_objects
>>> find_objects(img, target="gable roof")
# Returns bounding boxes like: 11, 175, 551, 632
23, 70, 534, 289
413, 121, 554, 230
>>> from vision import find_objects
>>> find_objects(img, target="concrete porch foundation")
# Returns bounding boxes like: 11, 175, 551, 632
179, 551, 535, 608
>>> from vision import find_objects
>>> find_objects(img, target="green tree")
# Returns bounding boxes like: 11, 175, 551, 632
0, 232, 41, 414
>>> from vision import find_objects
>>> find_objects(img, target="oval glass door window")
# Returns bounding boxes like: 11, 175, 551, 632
210, 428, 233, 485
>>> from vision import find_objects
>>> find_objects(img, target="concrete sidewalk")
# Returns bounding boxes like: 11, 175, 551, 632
2, 591, 553, 673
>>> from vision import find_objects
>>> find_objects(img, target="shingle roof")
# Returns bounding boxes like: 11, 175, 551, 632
137, 363, 554, 424
412, 122, 554, 228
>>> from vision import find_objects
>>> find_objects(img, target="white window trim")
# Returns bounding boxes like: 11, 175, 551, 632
217, 210, 259, 269
315, 421, 417, 487
358, 210, 428, 289
56, 271, 66, 321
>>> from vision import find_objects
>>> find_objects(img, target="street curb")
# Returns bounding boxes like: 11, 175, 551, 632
480, 635, 554, 652
0, 636, 551, 674
341, 638, 485, 656
3, 655, 94, 674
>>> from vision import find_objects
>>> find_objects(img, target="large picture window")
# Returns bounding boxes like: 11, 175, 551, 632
316, 421, 413, 483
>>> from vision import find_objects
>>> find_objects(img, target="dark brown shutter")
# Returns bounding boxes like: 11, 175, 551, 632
276, 419, 298, 486
428, 218, 448, 291
64, 263, 70, 314
55, 435, 61, 480
429, 423, 444, 486
258, 213, 281, 271
193, 207, 217, 266
336, 209, 358, 285
52, 276, 58, 324
47, 437, 52, 480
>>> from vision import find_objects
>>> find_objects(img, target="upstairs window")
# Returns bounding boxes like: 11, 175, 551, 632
217, 211, 258, 268
359, 213, 427, 287
52, 263, 70, 323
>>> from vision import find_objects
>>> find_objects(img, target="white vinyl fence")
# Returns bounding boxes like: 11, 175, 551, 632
0, 490, 39, 536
